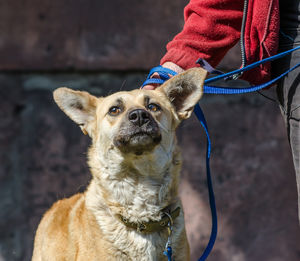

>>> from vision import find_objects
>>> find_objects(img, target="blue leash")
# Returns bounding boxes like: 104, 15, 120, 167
193, 104, 216, 261
142, 45, 300, 92
142, 46, 300, 261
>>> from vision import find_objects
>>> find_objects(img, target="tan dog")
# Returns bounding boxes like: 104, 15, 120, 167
32, 68, 207, 261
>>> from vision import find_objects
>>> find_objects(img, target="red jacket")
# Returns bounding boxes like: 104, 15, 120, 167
160, 0, 280, 85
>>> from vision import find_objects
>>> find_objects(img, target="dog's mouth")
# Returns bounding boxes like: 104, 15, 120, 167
113, 127, 162, 155
128, 131, 161, 145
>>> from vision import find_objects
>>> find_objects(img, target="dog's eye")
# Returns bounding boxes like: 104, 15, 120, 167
147, 103, 161, 112
108, 106, 122, 116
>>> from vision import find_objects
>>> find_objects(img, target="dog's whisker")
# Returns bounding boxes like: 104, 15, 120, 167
157, 121, 172, 133
158, 137, 175, 161
158, 144, 171, 162
120, 80, 127, 91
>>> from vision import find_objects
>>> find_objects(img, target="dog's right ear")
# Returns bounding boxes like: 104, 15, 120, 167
157, 68, 207, 120
53, 87, 98, 136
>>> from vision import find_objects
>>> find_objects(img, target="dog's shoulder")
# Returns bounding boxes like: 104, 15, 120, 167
32, 194, 84, 260
33, 193, 112, 261
45, 193, 83, 229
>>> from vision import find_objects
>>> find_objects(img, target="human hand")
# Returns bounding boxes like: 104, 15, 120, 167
142, 62, 185, 90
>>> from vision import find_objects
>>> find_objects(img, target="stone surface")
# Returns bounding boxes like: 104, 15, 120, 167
0, 0, 187, 71
0, 74, 300, 261
0, 0, 241, 72
178, 93, 300, 260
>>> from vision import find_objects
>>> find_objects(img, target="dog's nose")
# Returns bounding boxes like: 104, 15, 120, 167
128, 109, 150, 126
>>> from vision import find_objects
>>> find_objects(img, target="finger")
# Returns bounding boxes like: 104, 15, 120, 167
141, 84, 158, 90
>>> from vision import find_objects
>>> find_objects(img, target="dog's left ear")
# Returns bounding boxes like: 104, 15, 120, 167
157, 68, 207, 120
53, 87, 98, 136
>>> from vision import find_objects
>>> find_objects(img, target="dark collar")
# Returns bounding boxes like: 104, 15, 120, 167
118, 207, 181, 234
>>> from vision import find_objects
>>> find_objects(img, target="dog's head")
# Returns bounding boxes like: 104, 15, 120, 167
53, 68, 206, 174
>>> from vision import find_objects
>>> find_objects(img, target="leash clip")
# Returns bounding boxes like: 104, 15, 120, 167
163, 212, 174, 261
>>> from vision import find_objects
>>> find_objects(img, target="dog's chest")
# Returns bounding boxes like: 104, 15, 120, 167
86, 180, 179, 260
92, 209, 167, 261
101, 172, 172, 220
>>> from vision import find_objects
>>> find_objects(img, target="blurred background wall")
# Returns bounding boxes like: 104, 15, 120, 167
0, 0, 300, 260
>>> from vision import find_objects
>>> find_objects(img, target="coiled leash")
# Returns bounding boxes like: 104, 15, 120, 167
142, 45, 300, 261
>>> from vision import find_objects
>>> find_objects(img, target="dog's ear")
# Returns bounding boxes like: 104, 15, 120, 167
53, 87, 98, 136
157, 68, 207, 120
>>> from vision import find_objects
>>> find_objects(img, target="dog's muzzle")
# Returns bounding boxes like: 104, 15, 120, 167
113, 109, 161, 154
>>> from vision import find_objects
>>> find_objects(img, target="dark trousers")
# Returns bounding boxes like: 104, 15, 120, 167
273, 0, 300, 220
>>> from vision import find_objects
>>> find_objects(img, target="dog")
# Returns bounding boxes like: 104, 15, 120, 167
32, 68, 207, 261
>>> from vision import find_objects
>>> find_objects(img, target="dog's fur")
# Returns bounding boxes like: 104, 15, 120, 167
32, 68, 207, 261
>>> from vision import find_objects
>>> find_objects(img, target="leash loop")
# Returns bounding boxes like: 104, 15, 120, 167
142, 66, 178, 87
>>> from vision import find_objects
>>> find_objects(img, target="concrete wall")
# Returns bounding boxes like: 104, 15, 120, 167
0, 1, 299, 260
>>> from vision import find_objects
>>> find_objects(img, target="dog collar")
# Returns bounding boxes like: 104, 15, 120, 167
118, 207, 181, 233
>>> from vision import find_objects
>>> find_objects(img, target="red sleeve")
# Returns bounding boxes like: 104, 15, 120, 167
160, 0, 244, 69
